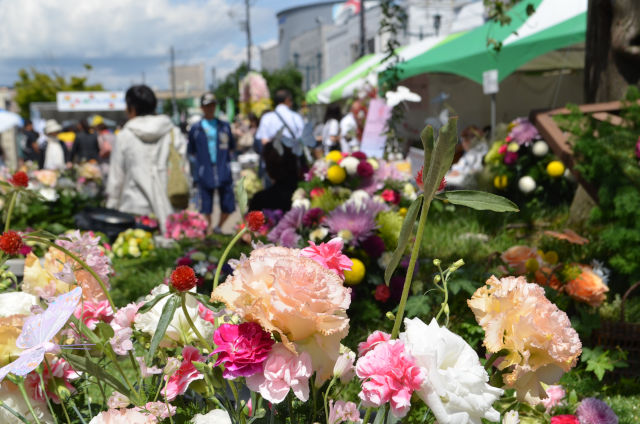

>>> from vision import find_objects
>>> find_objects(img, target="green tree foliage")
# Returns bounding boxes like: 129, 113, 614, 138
13, 65, 104, 118
213, 63, 303, 112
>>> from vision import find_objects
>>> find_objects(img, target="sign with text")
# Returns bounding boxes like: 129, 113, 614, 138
57, 91, 126, 112
360, 98, 391, 158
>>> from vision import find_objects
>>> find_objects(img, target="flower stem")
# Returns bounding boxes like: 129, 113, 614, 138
38, 370, 58, 424
4, 191, 17, 232
17, 379, 41, 424
108, 350, 139, 403
181, 293, 212, 352
59, 397, 72, 424
213, 227, 247, 290
69, 400, 87, 424
484, 351, 503, 372
362, 407, 373, 424
323, 376, 337, 424
25, 236, 115, 310
391, 193, 432, 339
0, 400, 30, 424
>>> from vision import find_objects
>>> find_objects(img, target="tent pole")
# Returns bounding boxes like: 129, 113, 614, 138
490, 93, 496, 141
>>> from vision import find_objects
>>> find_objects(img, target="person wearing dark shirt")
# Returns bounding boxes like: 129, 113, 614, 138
21, 120, 40, 163
248, 142, 302, 212
71, 119, 100, 163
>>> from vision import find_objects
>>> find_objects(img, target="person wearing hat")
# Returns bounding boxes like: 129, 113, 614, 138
42, 119, 70, 170
187, 92, 235, 233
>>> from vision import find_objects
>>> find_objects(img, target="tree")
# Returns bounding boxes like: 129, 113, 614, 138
585, 0, 640, 102
13, 65, 104, 118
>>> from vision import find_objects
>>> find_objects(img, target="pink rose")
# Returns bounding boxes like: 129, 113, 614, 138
246, 343, 312, 404
163, 346, 204, 401
213, 322, 274, 378
74, 299, 113, 330
301, 238, 353, 278
356, 339, 424, 418
357, 331, 391, 356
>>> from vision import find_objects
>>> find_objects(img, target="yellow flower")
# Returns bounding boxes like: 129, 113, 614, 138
468, 276, 581, 404
398, 207, 408, 217
543, 251, 559, 265
326, 150, 343, 164
344, 258, 365, 285
525, 258, 539, 273
493, 175, 508, 190
327, 165, 347, 184
546, 161, 565, 178
507, 142, 520, 152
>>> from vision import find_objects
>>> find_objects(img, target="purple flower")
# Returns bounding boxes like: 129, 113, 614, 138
302, 208, 324, 227
361, 235, 385, 258
576, 398, 618, 424
636, 137, 640, 159
267, 207, 306, 247
324, 203, 377, 246
509, 118, 540, 146
390, 275, 407, 302
504, 151, 518, 165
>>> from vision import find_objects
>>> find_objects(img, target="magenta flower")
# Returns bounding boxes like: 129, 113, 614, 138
504, 151, 518, 165
303, 208, 325, 227
357, 161, 374, 178
381, 189, 400, 205
301, 237, 353, 278
576, 398, 618, 424
163, 346, 204, 401
636, 136, 640, 159
356, 339, 424, 418
509, 118, 540, 146
361, 235, 385, 258
213, 322, 274, 378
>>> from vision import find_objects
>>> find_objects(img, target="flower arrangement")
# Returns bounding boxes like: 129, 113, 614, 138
164, 210, 208, 240
112, 229, 154, 258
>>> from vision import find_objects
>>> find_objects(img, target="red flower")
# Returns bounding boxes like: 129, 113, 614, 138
351, 151, 367, 161
213, 322, 274, 378
356, 161, 374, 178
170, 265, 198, 292
374, 284, 390, 302
8, 171, 28, 188
0, 231, 24, 256
247, 211, 265, 232
415, 167, 424, 190
438, 177, 446, 192
550, 415, 579, 424
381, 189, 400, 205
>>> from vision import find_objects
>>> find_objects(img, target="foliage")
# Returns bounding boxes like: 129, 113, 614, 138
13, 66, 104, 118
483, 1, 536, 51
555, 87, 640, 286
581, 347, 628, 381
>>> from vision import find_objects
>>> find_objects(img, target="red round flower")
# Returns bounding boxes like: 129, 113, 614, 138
170, 265, 198, 292
356, 161, 374, 178
0, 231, 24, 256
246, 211, 265, 232
351, 151, 367, 161
374, 284, 391, 302
550, 415, 579, 424
8, 171, 29, 188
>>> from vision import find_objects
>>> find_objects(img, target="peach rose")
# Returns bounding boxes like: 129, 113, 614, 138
534, 267, 563, 291
211, 246, 351, 384
34, 170, 58, 187
565, 265, 608, 307
501, 246, 539, 275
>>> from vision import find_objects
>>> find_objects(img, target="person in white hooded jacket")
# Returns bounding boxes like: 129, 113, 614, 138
106, 85, 186, 230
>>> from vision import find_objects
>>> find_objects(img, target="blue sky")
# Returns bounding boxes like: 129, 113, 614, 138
0, 0, 323, 90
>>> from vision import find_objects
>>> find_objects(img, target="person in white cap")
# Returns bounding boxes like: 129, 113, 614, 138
42, 119, 70, 170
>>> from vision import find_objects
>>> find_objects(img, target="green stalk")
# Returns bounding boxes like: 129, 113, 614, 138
25, 236, 115, 310
181, 293, 212, 352
128, 351, 142, 388
17, 379, 41, 424
4, 191, 18, 232
0, 399, 30, 424
434, 263, 449, 325
59, 397, 72, 424
323, 376, 337, 424
69, 400, 87, 424
107, 350, 139, 403
362, 407, 373, 424
38, 369, 58, 424
212, 227, 247, 289
391, 193, 432, 338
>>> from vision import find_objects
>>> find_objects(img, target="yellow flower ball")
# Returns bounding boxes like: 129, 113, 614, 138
326, 150, 343, 164
398, 207, 408, 217
344, 258, 365, 285
546, 161, 565, 178
543, 250, 559, 265
327, 165, 347, 184
493, 175, 508, 190
525, 258, 540, 273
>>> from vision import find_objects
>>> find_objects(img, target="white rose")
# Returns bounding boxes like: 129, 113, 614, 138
134, 285, 214, 348
400, 317, 503, 424
347, 189, 370, 208
291, 188, 307, 201
191, 409, 232, 424
292, 198, 311, 209
38, 188, 58, 202
341, 156, 360, 176
0, 292, 39, 318
518, 176, 536, 194
532, 141, 549, 157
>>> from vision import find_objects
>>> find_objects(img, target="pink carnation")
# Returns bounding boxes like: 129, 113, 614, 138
163, 346, 204, 401
380, 189, 400, 205
301, 238, 353, 278
74, 299, 113, 330
356, 339, 424, 418
198, 303, 217, 325
246, 343, 312, 404
25, 358, 79, 404
213, 322, 274, 378
357, 331, 391, 356
329, 400, 362, 424
112, 302, 141, 328
542, 385, 566, 412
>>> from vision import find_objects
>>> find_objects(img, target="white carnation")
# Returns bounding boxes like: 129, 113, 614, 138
532, 141, 549, 157
400, 317, 503, 424
191, 409, 232, 424
341, 156, 360, 176
0, 292, 39, 318
518, 176, 536, 194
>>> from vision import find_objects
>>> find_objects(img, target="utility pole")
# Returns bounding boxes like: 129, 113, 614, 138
245, 0, 252, 70
359, 0, 366, 57
170, 46, 178, 121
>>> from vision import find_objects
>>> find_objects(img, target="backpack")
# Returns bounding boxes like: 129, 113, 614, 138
166, 130, 189, 209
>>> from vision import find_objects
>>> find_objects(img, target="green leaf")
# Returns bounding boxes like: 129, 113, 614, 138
65, 353, 131, 398
423, 118, 459, 199
95, 322, 115, 340
188, 291, 221, 309
384, 195, 422, 285
438, 190, 519, 212
138, 291, 171, 314
145, 295, 179, 364
235, 176, 248, 216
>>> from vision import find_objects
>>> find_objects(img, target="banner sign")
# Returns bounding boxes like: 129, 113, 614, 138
360, 98, 391, 158
57, 91, 126, 111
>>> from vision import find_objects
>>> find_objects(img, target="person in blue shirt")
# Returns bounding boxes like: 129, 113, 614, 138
188, 93, 235, 233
